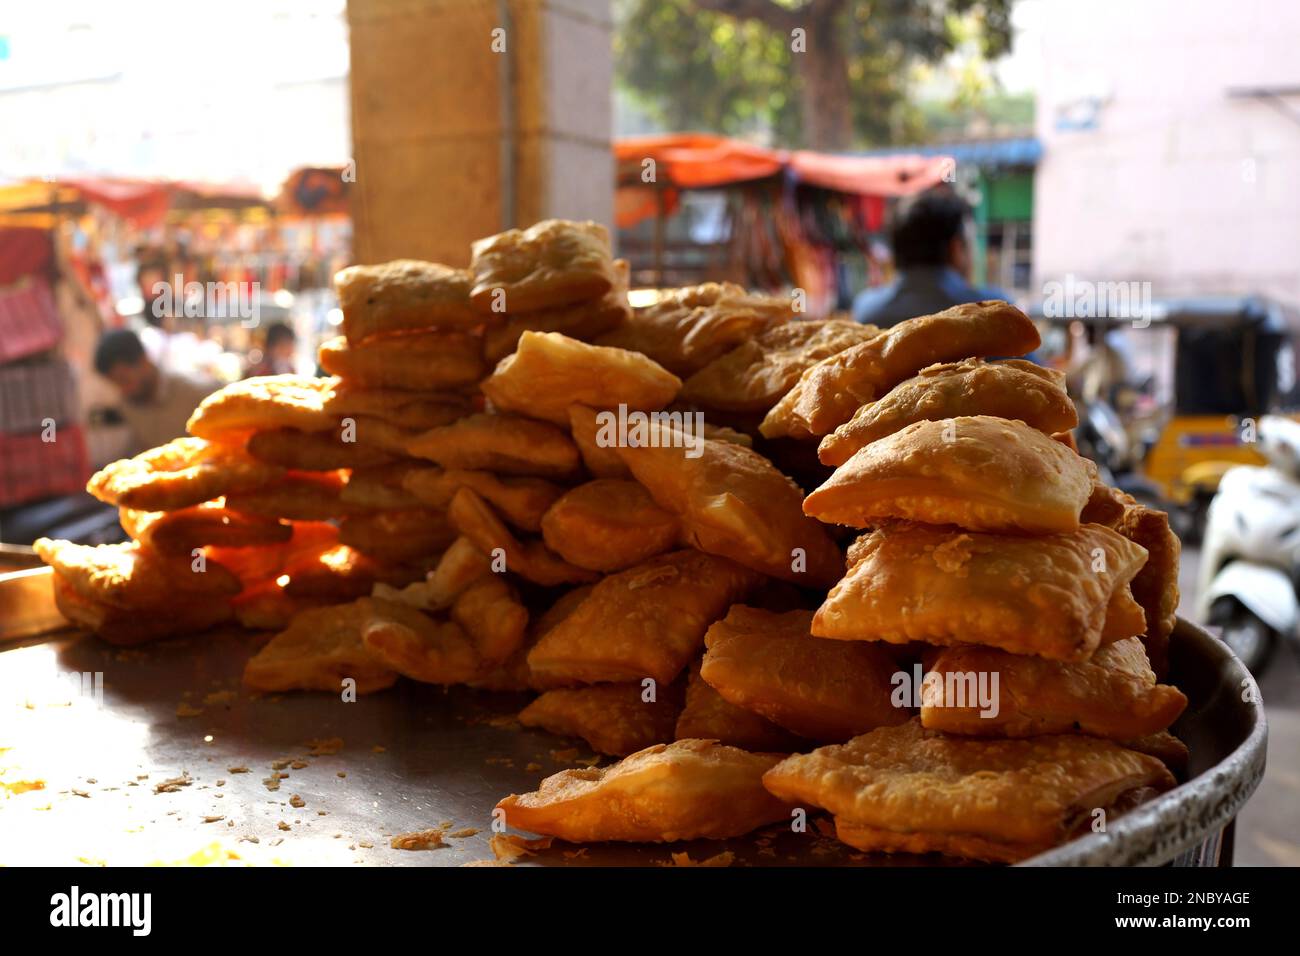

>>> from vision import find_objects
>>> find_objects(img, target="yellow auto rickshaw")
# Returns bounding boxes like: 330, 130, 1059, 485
1034, 296, 1300, 538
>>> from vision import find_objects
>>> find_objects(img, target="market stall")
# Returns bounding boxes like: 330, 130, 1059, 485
614, 133, 954, 315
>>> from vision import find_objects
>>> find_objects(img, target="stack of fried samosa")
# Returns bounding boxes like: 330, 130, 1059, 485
38, 224, 1190, 864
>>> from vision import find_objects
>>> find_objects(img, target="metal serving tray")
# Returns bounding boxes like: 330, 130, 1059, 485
0, 563, 1266, 867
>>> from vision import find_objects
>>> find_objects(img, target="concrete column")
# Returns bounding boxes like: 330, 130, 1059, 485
347, 0, 613, 267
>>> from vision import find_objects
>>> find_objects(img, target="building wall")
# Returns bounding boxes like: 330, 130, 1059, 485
1033, 0, 1300, 304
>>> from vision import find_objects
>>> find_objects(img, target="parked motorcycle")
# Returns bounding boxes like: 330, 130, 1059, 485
1197, 415, 1300, 673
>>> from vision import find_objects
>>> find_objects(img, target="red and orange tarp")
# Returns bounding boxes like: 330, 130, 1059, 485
613, 133, 953, 228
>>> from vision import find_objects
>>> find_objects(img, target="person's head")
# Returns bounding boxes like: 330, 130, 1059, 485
263, 322, 296, 362
95, 329, 157, 403
890, 191, 973, 278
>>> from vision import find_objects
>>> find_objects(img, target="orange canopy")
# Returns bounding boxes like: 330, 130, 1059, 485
613, 134, 953, 228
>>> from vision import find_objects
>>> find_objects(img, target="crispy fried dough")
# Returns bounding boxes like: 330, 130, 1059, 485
595, 282, 795, 376
87, 437, 283, 510
246, 427, 397, 471
1116, 500, 1181, 679
338, 508, 456, 564
186, 375, 338, 439
519, 682, 684, 756
762, 720, 1175, 863
813, 523, 1149, 661
675, 661, 803, 752
334, 259, 479, 343
539, 479, 679, 572
470, 219, 617, 313
614, 427, 843, 587
406, 412, 581, 479
482, 331, 681, 426
242, 601, 398, 694
402, 466, 563, 532
35, 538, 241, 608
495, 739, 794, 842
323, 385, 475, 432
567, 403, 632, 479
482, 259, 631, 361
805, 416, 1092, 534
760, 300, 1041, 439
920, 637, 1188, 739
681, 319, 879, 413
701, 606, 910, 741
360, 578, 528, 684
525, 549, 761, 686
119, 502, 291, 553
52, 573, 233, 645
447, 487, 597, 586
318, 331, 485, 391
224, 471, 365, 521
817, 359, 1078, 466
340, 462, 429, 510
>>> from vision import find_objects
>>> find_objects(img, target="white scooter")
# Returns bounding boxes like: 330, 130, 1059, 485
1197, 415, 1300, 673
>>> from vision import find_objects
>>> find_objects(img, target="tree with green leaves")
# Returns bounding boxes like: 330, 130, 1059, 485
615, 0, 1014, 151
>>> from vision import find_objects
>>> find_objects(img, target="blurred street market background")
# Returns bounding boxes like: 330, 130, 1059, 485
0, 0, 1297, 864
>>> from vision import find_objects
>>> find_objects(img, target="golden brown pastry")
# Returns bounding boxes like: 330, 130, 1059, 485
470, 584, 597, 692
804, 416, 1093, 534
277, 544, 411, 602
482, 259, 632, 362
338, 508, 456, 564
762, 720, 1176, 863
318, 331, 485, 391
186, 375, 339, 439
243, 601, 399, 694
339, 463, 428, 511
406, 412, 582, 479
225, 471, 366, 521
481, 331, 681, 426
567, 403, 633, 479
539, 479, 680, 572
87, 437, 284, 511
526, 549, 761, 686
920, 637, 1188, 739
1080, 467, 1132, 527
614, 427, 843, 588
1122, 731, 1190, 778
681, 319, 880, 413
817, 358, 1078, 466
812, 523, 1149, 661
700, 606, 909, 741
1115, 500, 1181, 679
596, 282, 795, 376
675, 661, 803, 752
402, 467, 563, 532
203, 520, 339, 588
35, 538, 242, 608
469, 219, 617, 312
52, 574, 233, 645
322, 384, 474, 432
518, 681, 684, 756
761, 300, 1041, 439
360, 578, 529, 684
119, 502, 291, 554
333, 259, 479, 343
447, 487, 598, 587
245, 427, 397, 471
496, 739, 794, 842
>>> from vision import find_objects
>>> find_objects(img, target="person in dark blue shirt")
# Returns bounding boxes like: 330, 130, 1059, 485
852, 190, 1010, 328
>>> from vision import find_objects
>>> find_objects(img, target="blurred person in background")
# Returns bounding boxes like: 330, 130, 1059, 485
853, 191, 1010, 328
94, 329, 218, 453
245, 321, 297, 378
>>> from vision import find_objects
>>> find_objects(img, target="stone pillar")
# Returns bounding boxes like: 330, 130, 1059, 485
347, 0, 614, 267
